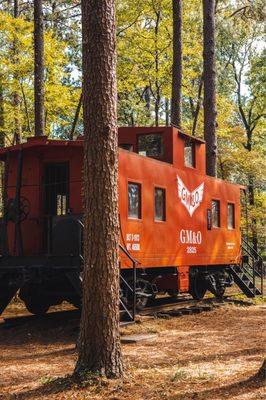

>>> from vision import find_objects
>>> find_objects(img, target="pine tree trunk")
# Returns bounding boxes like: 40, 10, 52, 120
171, 0, 182, 128
154, 10, 161, 127
191, 75, 203, 135
12, 0, 22, 145
165, 98, 170, 126
247, 175, 258, 252
34, 0, 45, 137
75, 0, 123, 378
203, 0, 217, 177
69, 91, 82, 140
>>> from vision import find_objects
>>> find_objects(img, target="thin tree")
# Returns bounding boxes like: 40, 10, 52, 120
171, 0, 182, 128
34, 0, 45, 136
75, 0, 123, 378
203, 0, 217, 177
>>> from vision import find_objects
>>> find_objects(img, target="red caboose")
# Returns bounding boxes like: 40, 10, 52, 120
0, 127, 262, 316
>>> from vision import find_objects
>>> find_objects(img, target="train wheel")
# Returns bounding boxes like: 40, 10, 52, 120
125, 278, 154, 311
25, 299, 50, 316
214, 287, 226, 299
190, 273, 207, 300
136, 279, 155, 310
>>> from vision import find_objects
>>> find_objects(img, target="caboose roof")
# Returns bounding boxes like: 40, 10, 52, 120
178, 130, 205, 144
0, 136, 83, 160
0, 127, 205, 161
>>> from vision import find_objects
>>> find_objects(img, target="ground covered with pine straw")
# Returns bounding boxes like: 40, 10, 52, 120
0, 300, 265, 400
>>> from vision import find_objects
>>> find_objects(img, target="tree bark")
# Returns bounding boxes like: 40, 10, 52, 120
165, 98, 170, 126
75, 0, 123, 378
203, 0, 217, 177
171, 0, 182, 128
191, 75, 203, 135
69, 91, 82, 140
154, 10, 161, 127
12, 0, 22, 145
247, 174, 258, 252
34, 0, 45, 137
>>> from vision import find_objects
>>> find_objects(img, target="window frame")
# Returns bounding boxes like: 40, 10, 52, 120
184, 139, 196, 169
127, 181, 142, 220
154, 186, 166, 222
227, 202, 235, 230
137, 132, 164, 159
43, 161, 70, 217
211, 199, 221, 228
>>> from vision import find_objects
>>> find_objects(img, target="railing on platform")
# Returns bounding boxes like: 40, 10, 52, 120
241, 237, 264, 297
76, 218, 137, 322
119, 244, 137, 322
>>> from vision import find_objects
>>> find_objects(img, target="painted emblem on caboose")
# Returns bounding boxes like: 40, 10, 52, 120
177, 175, 204, 216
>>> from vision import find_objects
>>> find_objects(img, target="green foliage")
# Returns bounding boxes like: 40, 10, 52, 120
0, 11, 81, 141
0, 0, 264, 249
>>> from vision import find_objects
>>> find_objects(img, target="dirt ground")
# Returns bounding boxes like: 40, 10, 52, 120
0, 300, 265, 400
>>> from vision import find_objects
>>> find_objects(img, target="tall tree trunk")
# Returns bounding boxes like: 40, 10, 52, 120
75, 0, 123, 378
144, 85, 151, 119
12, 0, 22, 145
191, 75, 203, 135
171, 0, 182, 128
247, 174, 258, 252
165, 98, 170, 126
203, 0, 217, 177
13, 0, 19, 16
154, 10, 161, 127
34, 0, 45, 137
69, 91, 82, 140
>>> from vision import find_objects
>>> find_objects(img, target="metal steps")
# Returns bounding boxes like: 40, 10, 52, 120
229, 264, 261, 298
229, 238, 264, 298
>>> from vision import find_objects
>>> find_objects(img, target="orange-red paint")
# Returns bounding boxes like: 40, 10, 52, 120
0, 127, 242, 295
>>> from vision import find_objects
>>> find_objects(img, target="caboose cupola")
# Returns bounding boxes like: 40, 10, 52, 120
118, 126, 206, 174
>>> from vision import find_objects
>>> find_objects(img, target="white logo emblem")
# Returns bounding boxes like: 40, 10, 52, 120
177, 175, 204, 216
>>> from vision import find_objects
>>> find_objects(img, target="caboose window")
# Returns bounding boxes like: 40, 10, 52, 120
128, 183, 141, 219
184, 140, 195, 168
227, 203, 235, 229
155, 187, 166, 221
44, 163, 69, 216
212, 200, 220, 228
137, 133, 163, 158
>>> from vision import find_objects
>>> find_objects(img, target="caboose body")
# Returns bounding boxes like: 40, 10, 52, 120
0, 127, 259, 316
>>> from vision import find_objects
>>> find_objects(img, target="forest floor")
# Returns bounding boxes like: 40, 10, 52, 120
0, 297, 265, 400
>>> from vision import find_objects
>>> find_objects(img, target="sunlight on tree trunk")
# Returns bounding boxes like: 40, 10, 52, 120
203, 0, 217, 177
75, 0, 123, 379
171, 0, 182, 128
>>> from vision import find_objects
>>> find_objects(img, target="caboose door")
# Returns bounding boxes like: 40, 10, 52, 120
42, 162, 69, 253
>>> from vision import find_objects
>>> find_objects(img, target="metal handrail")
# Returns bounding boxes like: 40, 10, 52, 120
119, 243, 137, 321
76, 219, 137, 320
242, 237, 263, 262
241, 238, 264, 297
119, 243, 138, 264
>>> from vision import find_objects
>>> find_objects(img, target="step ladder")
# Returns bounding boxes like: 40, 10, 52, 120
229, 238, 264, 298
